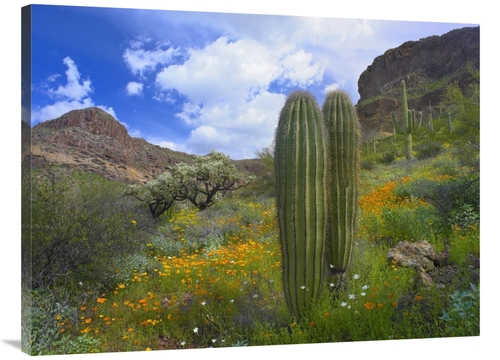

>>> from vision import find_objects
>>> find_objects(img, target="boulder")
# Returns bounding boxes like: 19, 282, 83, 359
388, 240, 437, 272
387, 240, 437, 286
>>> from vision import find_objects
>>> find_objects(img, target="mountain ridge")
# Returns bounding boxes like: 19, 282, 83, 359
356, 26, 479, 141
29, 107, 262, 184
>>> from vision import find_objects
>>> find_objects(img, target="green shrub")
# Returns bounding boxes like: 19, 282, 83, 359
404, 176, 479, 233
381, 205, 435, 243
27, 166, 153, 296
380, 151, 397, 165
22, 289, 101, 355
415, 141, 443, 160
438, 283, 479, 337
361, 154, 379, 171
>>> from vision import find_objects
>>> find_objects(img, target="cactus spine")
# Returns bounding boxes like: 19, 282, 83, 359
274, 91, 329, 320
322, 90, 360, 276
391, 80, 420, 159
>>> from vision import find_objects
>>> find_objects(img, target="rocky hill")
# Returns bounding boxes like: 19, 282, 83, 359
356, 26, 479, 142
28, 107, 262, 184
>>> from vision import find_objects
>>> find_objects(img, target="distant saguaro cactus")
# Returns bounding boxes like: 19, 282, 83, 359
391, 80, 421, 159
274, 90, 329, 320
322, 90, 361, 276
428, 101, 434, 132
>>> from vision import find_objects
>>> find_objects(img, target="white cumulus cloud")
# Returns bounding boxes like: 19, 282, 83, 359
126, 81, 144, 96
32, 57, 117, 124
123, 38, 181, 78
153, 36, 325, 158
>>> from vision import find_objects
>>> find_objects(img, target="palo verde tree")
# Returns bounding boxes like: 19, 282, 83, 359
127, 150, 252, 217
171, 150, 252, 210
124, 172, 182, 220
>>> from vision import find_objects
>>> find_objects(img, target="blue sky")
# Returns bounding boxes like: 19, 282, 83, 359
28, 4, 477, 160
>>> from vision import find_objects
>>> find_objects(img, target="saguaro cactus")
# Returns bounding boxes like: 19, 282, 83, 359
274, 90, 329, 320
447, 112, 453, 133
391, 80, 421, 159
427, 101, 434, 132
322, 90, 361, 277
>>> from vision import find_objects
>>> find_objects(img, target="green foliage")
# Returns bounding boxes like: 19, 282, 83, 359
22, 289, 101, 355
274, 90, 329, 320
403, 176, 479, 233
381, 205, 436, 243
255, 144, 275, 196
439, 283, 479, 337
414, 141, 443, 160
322, 90, 361, 274
124, 172, 179, 219
380, 151, 397, 165
440, 63, 479, 171
174, 150, 250, 209
361, 154, 378, 171
27, 166, 152, 295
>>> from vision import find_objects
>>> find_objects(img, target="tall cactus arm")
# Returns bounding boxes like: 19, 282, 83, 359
391, 112, 402, 134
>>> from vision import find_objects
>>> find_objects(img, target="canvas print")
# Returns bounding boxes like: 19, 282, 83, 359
21, 4, 480, 356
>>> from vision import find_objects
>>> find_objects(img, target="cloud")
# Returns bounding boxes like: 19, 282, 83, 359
32, 57, 117, 124
323, 80, 346, 93
153, 36, 326, 158
279, 50, 325, 87
154, 140, 187, 153
48, 57, 93, 101
126, 81, 144, 96
155, 37, 285, 105
123, 38, 181, 77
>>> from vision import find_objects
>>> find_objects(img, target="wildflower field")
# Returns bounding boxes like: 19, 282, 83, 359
23, 145, 480, 355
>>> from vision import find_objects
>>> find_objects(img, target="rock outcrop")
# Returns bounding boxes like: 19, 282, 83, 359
356, 26, 479, 141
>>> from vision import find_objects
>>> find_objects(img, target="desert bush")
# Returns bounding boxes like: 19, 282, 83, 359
22, 289, 101, 355
361, 154, 379, 171
379, 151, 397, 165
414, 141, 443, 160
403, 175, 479, 233
27, 166, 153, 296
